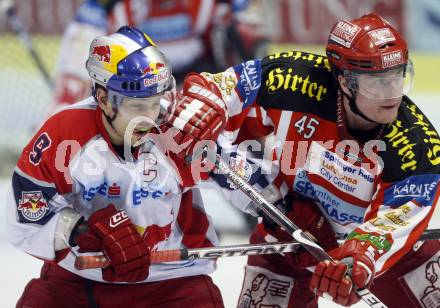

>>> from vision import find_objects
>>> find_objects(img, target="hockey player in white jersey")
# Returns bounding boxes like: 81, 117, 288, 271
7, 26, 232, 307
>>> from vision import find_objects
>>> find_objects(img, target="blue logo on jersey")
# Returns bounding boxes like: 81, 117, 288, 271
320, 201, 363, 224
294, 177, 364, 225
384, 174, 440, 207
132, 186, 163, 206
234, 59, 261, 108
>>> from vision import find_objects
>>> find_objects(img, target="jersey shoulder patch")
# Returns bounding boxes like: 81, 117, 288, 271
381, 96, 440, 182
233, 59, 262, 109
258, 50, 337, 122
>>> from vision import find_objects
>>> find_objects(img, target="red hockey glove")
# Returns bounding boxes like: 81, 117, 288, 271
263, 197, 338, 268
75, 204, 150, 283
165, 73, 227, 160
309, 238, 376, 306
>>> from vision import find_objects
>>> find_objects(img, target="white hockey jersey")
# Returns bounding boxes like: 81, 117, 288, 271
7, 97, 228, 283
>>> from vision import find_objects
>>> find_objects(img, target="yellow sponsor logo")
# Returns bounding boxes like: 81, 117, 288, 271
384, 120, 418, 171
406, 103, 440, 166
202, 72, 237, 96
265, 67, 328, 102
368, 218, 396, 232
268, 51, 331, 72
384, 205, 411, 227
370, 205, 411, 231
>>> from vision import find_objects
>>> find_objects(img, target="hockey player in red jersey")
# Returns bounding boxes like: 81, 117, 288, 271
7, 26, 230, 307
169, 13, 440, 307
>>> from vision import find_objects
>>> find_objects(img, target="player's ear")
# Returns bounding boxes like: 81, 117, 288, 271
96, 87, 112, 113
337, 75, 352, 98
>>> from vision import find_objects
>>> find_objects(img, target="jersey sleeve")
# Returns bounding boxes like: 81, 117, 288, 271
344, 98, 440, 276
7, 111, 93, 261
195, 60, 278, 212
199, 58, 275, 145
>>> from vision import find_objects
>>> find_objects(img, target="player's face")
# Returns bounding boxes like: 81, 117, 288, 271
354, 69, 405, 124
354, 93, 402, 124
113, 95, 162, 146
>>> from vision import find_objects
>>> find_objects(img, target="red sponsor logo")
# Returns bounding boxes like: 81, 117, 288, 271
92, 45, 111, 63
144, 222, 172, 250
381, 50, 403, 68
108, 183, 121, 198
144, 71, 170, 87
330, 20, 361, 48
368, 28, 395, 46
18, 191, 49, 221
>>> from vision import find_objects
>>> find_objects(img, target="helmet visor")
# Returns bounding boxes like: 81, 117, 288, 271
350, 60, 414, 99
108, 77, 176, 126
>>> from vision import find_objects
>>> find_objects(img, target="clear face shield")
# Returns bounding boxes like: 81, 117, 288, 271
346, 60, 414, 100
107, 76, 176, 130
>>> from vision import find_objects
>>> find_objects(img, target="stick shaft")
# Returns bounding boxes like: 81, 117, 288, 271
74, 241, 300, 270
214, 155, 330, 261
420, 229, 440, 241
212, 154, 387, 308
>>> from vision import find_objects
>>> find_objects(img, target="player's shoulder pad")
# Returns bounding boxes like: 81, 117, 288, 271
381, 96, 440, 182
22, 105, 99, 167
50, 105, 99, 141
257, 50, 338, 121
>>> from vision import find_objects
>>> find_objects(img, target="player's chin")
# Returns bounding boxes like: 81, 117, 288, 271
374, 108, 399, 124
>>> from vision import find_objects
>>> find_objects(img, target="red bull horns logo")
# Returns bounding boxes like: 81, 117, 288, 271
92, 45, 111, 63
143, 62, 169, 87
143, 223, 173, 250
18, 191, 49, 221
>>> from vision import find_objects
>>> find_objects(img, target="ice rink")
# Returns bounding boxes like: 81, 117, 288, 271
1, 93, 439, 307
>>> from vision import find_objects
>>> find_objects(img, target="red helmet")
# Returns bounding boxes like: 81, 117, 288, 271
326, 13, 408, 73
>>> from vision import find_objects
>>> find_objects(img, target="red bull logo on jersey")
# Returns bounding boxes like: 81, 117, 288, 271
18, 191, 49, 222
143, 62, 169, 87
143, 222, 173, 250
92, 45, 111, 63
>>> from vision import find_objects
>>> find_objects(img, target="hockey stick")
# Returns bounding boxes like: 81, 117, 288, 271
336, 228, 440, 242
1, 0, 54, 90
74, 241, 300, 270
420, 228, 440, 241
198, 151, 387, 308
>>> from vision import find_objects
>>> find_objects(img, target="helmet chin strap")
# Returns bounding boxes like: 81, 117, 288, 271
341, 89, 378, 124
93, 86, 119, 129
104, 110, 118, 129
